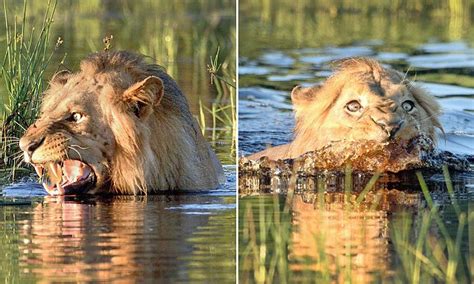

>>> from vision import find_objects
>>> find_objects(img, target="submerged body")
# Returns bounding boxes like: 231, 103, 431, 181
249, 58, 442, 169
19, 51, 224, 195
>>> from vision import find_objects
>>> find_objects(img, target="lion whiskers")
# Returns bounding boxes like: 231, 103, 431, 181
7, 149, 23, 159
68, 145, 84, 161
3, 141, 23, 147
70, 144, 89, 150
419, 113, 440, 123
11, 150, 26, 166
1, 136, 20, 141
401, 64, 413, 83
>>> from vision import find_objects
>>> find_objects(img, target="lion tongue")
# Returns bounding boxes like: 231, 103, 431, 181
41, 160, 90, 195
63, 160, 90, 182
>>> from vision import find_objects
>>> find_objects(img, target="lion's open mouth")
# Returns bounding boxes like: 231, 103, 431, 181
33, 160, 96, 195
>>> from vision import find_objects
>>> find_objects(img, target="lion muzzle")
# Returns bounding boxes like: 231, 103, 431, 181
19, 135, 45, 163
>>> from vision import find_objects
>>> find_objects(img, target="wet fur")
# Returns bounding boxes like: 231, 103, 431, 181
249, 57, 442, 160
22, 51, 224, 194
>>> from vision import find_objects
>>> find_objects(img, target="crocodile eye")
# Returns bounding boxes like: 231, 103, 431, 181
402, 100, 415, 112
345, 100, 362, 112
67, 112, 84, 123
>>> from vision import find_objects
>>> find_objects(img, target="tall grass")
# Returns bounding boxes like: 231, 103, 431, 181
199, 47, 236, 161
121, 0, 235, 164
390, 169, 471, 283
0, 0, 60, 180
239, 167, 473, 283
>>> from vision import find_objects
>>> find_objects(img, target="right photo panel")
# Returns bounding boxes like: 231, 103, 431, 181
238, 1, 474, 283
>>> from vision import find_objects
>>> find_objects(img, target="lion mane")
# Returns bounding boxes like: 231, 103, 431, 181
20, 51, 224, 195
249, 57, 442, 162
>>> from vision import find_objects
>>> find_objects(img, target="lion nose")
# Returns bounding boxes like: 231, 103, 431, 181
19, 136, 45, 162
376, 119, 404, 139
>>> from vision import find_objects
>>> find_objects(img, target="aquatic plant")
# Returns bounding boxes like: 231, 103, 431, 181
199, 47, 236, 161
123, 0, 236, 164
0, 0, 60, 181
390, 167, 471, 283
239, 166, 473, 283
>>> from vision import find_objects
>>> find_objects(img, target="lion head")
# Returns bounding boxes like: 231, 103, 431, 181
247, 57, 442, 163
19, 51, 224, 195
288, 58, 442, 158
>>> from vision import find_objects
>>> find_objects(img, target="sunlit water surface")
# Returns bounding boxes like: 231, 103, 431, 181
1, 167, 235, 283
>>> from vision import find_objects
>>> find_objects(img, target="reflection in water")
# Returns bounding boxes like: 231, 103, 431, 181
291, 191, 408, 283
239, 171, 474, 283
240, 0, 473, 58
1, 194, 236, 282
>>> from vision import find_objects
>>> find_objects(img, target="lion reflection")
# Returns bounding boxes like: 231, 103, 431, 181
290, 189, 421, 283
17, 196, 210, 282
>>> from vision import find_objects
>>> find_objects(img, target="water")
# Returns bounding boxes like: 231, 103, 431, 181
239, 180, 474, 283
239, 1, 474, 282
0, 167, 236, 283
0, 1, 236, 282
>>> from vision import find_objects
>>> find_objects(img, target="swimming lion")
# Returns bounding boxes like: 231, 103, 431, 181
19, 51, 224, 195
248, 58, 442, 166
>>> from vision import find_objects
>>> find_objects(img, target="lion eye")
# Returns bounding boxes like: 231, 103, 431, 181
345, 100, 362, 112
68, 112, 84, 123
402, 100, 415, 112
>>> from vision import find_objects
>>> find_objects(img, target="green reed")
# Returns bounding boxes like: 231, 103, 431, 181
0, 0, 59, 181
239, 167, 473, 283
390, 170, 470, 283
199, 47, 236, 161
122, 0, 235, 164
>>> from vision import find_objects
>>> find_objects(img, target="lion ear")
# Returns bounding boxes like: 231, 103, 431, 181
291, 84, 321, 113
50, 70, 72, 86
123, 76, 164, 120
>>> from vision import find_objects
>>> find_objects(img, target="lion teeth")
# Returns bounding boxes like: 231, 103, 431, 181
51, 164, 60, 178
43, 182, 55, 195
46, 162, 62, 184
55, 182, 65, 195
33, 165, 44, 177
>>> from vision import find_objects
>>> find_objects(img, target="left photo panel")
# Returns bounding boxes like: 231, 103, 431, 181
0, 0, 236, 282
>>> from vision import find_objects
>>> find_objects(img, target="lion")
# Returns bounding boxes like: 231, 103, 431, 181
248, 57, 442, 163
19, 51, 225, 195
